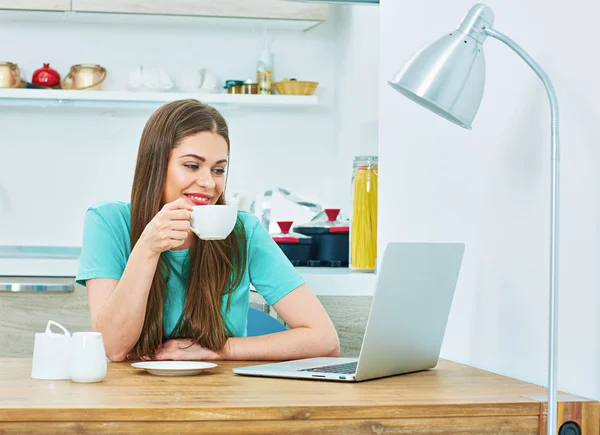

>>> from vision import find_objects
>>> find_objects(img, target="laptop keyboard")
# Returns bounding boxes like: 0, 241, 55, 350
299, 361, 358, 374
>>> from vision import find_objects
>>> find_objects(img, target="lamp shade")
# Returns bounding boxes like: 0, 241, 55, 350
288, 0, 379, 5
285, 0, 378, 4
388, 4, 495, 129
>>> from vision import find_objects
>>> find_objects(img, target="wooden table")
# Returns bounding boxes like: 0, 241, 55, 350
0, 358, 597, 434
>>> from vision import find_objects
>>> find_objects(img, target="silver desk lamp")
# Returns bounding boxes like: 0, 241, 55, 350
389, 4, 560, 434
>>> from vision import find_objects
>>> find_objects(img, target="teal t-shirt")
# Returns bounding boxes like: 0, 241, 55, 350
75, 201, 304, 337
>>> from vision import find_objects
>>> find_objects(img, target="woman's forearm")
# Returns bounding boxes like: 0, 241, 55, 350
95, 242, 160, 361
223, 327, 340, 361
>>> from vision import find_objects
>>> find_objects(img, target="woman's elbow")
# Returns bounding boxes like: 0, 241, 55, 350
328, 342, 341, 357
103, 337, 131, 362
307, 325, 340, 357
329, 337, 341, 357
106, 351, 128, 362
324, 329, 341, 357
97, 333, 130, 362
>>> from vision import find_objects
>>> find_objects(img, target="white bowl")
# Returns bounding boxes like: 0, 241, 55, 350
190, 205, 238, 240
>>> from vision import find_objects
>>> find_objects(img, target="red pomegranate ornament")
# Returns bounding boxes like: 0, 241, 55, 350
32, 63, 61, 88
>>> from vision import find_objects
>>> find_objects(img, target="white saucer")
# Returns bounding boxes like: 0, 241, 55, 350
131, 361, 218, 376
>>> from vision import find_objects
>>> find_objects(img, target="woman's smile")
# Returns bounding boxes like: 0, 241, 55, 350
184, 193, 211, 206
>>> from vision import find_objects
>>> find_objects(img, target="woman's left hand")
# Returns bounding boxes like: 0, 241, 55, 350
151, 339, 223, 361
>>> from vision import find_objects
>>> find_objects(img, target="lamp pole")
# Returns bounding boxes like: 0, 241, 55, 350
482, 26, 560, 435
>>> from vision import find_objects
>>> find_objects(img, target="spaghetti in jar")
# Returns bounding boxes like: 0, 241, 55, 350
350, 156, 378, 271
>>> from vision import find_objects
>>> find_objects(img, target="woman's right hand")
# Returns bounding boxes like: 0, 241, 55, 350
139, 198, 193, 254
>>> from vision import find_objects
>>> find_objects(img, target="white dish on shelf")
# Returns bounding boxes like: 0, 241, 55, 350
128, 66, 174, 92
131, 361, 218, 376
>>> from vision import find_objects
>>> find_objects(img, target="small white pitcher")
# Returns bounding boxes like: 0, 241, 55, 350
69, 332, 107, 383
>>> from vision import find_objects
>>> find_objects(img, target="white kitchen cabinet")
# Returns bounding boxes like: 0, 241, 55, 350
0, 0, 69, 11
71, 0, 327, 22
0, 0, 327, 30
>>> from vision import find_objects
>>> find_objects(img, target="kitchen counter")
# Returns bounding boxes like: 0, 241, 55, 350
298, 267, 376, 296
0, 260, 377, 296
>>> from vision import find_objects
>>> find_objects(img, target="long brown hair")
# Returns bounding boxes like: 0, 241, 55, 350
129, 99, 247, 359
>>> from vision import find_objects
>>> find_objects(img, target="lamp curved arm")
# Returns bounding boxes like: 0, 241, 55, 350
483, 27, 560, 159
484, 26, 560, 435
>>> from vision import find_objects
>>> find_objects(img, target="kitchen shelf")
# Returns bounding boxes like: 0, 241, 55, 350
0, 89, 320, 110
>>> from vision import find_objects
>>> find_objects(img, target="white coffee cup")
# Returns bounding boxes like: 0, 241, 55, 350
177, 68, 221, 93
69, 332, 107, 383
177, 69, 202, 92
190, 205, 238, 240
128, 66, 174, 91
198, 68, 221, 93
31, 320, 72, 380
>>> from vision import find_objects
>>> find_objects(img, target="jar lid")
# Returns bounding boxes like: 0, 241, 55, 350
272, 221, 312, 244
244, 79, 257, 85
294, 209, 350, 235
353, 155, 378, 165
224, 80, 244, 88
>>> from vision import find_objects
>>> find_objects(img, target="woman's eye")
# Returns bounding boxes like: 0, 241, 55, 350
213, 168, 226, 175
184, 163, 199, 170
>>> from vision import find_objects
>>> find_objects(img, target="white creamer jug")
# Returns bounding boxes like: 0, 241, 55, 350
69, 332, 107, 383
31, 320, 72, 380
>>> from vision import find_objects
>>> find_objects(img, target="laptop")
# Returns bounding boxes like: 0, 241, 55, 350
232, 241, 465, 382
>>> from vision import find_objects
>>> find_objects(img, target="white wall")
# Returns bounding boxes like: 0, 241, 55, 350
333, 4, 380, 215
379, 0, 600, 400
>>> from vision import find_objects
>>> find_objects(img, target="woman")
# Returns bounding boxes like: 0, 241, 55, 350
76, 99, 340, 362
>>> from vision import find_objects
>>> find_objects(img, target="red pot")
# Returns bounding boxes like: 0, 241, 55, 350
32, 63, 61, 88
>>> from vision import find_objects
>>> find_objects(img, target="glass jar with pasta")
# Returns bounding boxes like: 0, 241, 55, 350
350, 155, 378, 272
